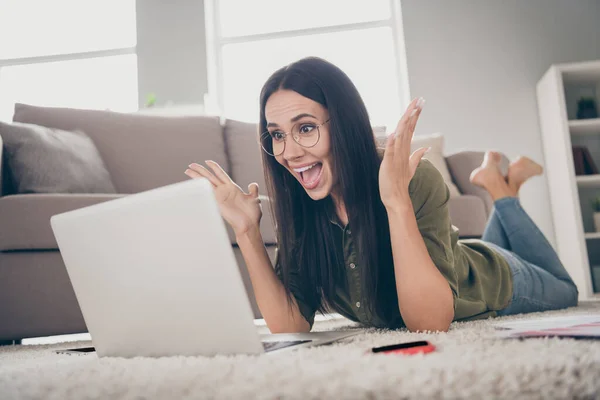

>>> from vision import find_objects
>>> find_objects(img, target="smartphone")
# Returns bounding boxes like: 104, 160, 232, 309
55, 346, 96, 355
371, 340, 436, 355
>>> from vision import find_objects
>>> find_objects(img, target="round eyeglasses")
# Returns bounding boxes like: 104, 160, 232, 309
259, 119, 330, 156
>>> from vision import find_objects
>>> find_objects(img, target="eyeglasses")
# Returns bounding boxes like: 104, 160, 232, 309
259, 119, 330, 156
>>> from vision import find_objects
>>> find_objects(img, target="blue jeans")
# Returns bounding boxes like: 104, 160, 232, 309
481, 197, 578, 316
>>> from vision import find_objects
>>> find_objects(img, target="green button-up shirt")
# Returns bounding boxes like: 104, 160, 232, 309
278, 158, 513, 329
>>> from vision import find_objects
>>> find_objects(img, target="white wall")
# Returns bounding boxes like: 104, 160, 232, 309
401, 0, 600, 246
134, 0, 600, 244
136, 0, 207, 108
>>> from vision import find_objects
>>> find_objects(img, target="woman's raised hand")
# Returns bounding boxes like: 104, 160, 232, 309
185, 161, 262, 237
379, 97, 428, 211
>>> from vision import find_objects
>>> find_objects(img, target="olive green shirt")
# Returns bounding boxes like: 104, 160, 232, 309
277, 158, 513, 329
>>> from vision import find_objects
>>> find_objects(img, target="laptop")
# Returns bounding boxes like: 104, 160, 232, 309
50, 178, 358, 357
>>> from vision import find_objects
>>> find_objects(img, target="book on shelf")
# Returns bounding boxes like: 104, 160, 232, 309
572, 146, 599, 175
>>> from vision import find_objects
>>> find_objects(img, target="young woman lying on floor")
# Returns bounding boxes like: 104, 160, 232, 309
185, 57, 578, 333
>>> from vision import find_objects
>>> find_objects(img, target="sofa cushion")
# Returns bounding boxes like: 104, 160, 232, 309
0, 194, 123, 251
223, 119, 267, 195
376, 133, 461, 197
0, 133, 11, 197
448, 195, 488, 238
446, 151, 509, 215
223, 195, 277, 245
409, 133, 461, 197
0, 251, 87, 340
0, 122, 116, 195
0, 193, 277, 251
12, 103, 228, 194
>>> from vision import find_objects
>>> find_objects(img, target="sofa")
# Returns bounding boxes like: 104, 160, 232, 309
0, 103, 508, 342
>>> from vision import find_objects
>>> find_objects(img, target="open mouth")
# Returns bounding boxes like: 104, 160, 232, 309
294, 162, 323, 190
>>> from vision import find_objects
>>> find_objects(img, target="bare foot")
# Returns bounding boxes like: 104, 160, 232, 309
470, 151, 516, 200
507, 156, 543, 193
469, 151, 503, 188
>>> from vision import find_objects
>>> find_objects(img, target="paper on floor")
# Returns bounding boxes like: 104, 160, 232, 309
493, 314, 600, 339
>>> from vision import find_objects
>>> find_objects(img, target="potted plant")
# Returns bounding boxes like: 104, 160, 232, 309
145, 93, 157, 108
593, 196, 600, 232
577, 97, 598, 119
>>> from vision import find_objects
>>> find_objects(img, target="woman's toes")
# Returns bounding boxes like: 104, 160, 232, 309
483, 151, 502, 166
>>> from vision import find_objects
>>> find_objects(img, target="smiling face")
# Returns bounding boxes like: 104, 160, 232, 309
265, 89, 335, 200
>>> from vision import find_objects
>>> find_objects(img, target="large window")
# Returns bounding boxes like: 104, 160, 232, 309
205, 0, 410, 129
0, 0, 138, 122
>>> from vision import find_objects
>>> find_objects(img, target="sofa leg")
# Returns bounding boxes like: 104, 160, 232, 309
0, 339, 22, 346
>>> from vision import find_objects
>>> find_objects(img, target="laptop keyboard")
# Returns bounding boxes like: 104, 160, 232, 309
262, 340, 312, 352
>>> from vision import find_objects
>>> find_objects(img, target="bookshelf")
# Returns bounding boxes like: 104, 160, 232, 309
537, 60, 600, 299
569, 118, 600, 135
576, 174, 600, 188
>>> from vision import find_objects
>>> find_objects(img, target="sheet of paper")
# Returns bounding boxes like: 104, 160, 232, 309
493, 314, 600, 338
493, 314, 600, 331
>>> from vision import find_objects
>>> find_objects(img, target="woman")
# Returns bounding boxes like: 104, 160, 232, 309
185, 57, 578, 333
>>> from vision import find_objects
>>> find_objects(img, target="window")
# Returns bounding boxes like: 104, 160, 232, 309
205, 0, 410, 129
0, 0, 138, 122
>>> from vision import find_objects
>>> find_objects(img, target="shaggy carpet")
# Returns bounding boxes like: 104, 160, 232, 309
1, 301, 600, 400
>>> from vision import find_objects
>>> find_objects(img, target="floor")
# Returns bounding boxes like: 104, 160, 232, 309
1, 303, 600, 399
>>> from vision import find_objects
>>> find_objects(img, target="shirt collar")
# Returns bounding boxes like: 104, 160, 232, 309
324, 197, 347, 230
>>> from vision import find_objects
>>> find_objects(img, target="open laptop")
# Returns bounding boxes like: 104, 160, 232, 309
50, 178, 358, 357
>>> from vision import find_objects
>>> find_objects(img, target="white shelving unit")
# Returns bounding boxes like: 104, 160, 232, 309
569, 118, 600, 135
575, 174, 600, 188
537, 59, 600, 300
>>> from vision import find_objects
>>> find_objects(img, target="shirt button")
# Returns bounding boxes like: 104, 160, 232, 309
349, 263, 356, 269
356, 302, 361, 308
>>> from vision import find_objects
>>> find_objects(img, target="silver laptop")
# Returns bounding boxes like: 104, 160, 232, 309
50, 178, 358, 357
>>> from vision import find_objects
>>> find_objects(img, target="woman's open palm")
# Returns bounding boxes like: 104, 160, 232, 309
185, 161, 262, 237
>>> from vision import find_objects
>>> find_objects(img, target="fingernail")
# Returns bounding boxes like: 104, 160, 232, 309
426, 146, 432, 153
410, 109, 418, 117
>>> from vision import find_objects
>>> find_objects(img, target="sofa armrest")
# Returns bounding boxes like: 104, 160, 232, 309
448, 195, 488, 238
446, 151, 509, 216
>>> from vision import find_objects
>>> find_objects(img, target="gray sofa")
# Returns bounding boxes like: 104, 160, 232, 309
0, 103, 506, 342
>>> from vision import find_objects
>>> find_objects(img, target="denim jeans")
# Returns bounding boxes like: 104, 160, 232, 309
481, 197, 578, 316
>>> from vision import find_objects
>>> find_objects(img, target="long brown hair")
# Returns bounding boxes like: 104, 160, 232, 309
259, 57, 398, 325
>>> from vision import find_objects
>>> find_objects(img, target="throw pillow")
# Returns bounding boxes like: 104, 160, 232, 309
0, 121, 117, 194
13, 103, 227, 194
375, 132, 461, 197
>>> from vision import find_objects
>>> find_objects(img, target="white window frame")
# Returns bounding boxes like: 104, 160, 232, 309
0, 47, 136, 69
204, 0, 411, 117
0, 45, 137, 119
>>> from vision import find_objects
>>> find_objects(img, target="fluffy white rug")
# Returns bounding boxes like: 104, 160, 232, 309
2, 302, 600, 400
